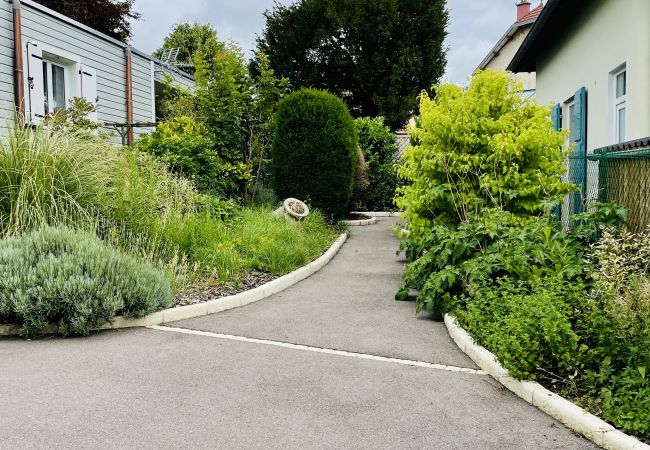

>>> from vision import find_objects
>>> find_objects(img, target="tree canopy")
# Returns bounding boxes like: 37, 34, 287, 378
153, 23, 221, 72
33, 0, 140, 42
256, 0, 448, 129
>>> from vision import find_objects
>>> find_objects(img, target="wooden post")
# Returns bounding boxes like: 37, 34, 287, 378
12, 0, 25, 127
125, 47, 134, 145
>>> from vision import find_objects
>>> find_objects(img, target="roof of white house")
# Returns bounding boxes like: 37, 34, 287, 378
18, 0, 194, 83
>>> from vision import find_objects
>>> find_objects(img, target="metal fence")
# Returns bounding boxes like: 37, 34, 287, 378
561, 138, 650, 233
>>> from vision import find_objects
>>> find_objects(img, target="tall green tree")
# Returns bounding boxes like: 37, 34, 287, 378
256, 0, 448, 129
153, 23, 221, 72
33, 0, 140, 42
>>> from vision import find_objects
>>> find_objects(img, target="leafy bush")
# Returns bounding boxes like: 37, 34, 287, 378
393, 70, 649, 440
137, 116, 249, 198
451, 223, 650, 437
0, 122, 116, 237
158, 49, 289, 200
44, 97, 100, 132
272, 89, 357, 220
457, 278, 583, 380
354, 117, 401, 211
246, 52, 291, 197
575, 228, 650, 435
397, 70, 573, 248
0, 227, 171, 336
399, 208, 600, 316
587, 227, 650, 295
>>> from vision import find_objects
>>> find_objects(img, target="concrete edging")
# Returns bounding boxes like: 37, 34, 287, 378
350, 211, 403, 218
342, 216, 377, 227
444, 314, 650, 450
0, 233, 348, 337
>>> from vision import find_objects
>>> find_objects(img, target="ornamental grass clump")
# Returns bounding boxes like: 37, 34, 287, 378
0, 226, 172, 336
0, 121, 116, 237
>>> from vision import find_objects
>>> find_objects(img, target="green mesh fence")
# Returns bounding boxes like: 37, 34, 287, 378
561, 140, 650, 233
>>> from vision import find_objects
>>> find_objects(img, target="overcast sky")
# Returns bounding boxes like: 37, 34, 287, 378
131, 0, 528, 85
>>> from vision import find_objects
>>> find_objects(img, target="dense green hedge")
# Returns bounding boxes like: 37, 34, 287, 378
354, 117, 400, 211
0, 227, 172, 336
272, 89, 357, 220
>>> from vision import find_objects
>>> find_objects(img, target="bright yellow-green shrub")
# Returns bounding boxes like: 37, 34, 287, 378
397, 70, 574, 247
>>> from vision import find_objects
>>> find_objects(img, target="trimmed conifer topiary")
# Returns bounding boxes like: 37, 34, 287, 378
271, 89, 357, 220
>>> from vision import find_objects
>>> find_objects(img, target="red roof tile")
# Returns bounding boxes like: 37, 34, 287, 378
517, 2, 544, 22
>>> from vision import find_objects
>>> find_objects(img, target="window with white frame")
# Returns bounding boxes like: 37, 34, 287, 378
612, 65, 627, 144
25, 41, 98, 124
42, 59, 68, 114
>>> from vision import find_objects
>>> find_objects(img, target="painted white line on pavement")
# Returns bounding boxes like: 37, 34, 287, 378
148, 325, 486, 375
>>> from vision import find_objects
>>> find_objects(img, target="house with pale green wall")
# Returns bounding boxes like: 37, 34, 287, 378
509, 0, 650, 153
509, 0, 650, 227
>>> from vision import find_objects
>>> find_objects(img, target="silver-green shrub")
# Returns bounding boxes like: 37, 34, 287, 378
0, 226, 172, 336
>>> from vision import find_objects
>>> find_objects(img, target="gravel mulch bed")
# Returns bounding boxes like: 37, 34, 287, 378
173, 271, 279, 308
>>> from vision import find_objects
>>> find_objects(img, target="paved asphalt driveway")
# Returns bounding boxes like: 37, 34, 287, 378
0, 219, 596, 449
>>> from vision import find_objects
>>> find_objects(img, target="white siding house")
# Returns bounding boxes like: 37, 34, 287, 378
0, 0, 194, 143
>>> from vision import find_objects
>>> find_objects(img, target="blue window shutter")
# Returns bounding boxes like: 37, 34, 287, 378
570, 87, 588, 214
551, 103, 562, 220
551, 103, 561, 131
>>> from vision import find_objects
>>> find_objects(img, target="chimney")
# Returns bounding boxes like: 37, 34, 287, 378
516, 0, 531, 21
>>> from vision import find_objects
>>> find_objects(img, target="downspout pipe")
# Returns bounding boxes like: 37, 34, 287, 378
12, 0, 25, 127
125, 47, 134, 145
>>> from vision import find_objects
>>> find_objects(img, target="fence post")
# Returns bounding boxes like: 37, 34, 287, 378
597, 149, 608, 203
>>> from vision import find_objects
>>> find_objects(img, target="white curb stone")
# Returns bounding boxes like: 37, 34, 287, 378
444, 314, 650, 450
342, 216, 377, 226
0, 233, 348, 337
350, 211, 403, 217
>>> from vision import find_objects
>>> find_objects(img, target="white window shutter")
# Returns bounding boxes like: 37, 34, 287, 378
26, 42, 45, 124
80, 66, 98, 122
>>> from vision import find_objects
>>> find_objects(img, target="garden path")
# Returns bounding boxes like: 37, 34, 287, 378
0, 219, 596, 449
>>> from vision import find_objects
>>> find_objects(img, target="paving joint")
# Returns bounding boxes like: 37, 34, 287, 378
148, 324, 486, 375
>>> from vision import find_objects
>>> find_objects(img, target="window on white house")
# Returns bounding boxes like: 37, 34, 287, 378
26, 42, 98, 124
42, 60, 68, 114
613, 66, 627, 144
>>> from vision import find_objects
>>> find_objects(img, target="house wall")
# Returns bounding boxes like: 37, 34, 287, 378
536, 0, 650, 152
0, 0, 193, 142
484, 25, 536, 93
0, 2, 16, 122
154, 61, 194, 92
